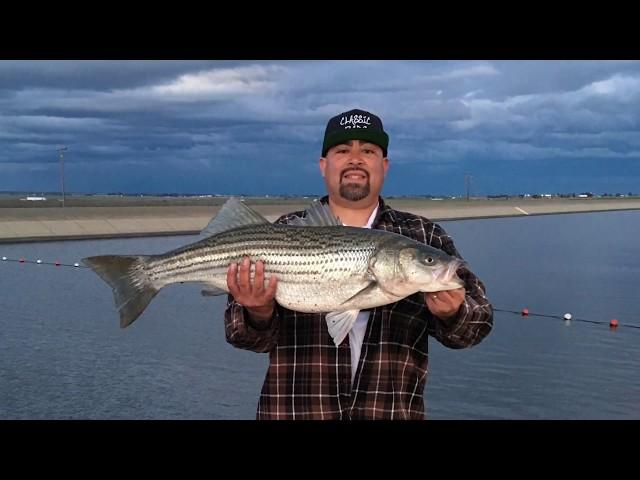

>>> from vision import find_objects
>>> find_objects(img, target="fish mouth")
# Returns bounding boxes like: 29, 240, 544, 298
436, 259, 465, 287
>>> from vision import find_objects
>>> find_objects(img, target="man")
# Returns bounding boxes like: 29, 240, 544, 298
224, 108, 493, 420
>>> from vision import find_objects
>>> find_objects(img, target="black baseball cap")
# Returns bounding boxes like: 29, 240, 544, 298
321, 108, 389, 157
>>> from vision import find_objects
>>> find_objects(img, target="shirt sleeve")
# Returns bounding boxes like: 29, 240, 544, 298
224, 294, 281, 353
426, 228, 494, 348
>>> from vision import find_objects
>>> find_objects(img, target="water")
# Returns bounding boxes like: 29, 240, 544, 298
1, 211, 638, 419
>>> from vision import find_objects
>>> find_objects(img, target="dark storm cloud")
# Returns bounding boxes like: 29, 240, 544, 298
1, 60, 639, 195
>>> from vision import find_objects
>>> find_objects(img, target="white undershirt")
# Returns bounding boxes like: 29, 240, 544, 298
345, 205, 379, 385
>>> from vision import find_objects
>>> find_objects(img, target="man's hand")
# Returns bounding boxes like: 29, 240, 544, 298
425, 287, 465, 320
227, 257, 278, 323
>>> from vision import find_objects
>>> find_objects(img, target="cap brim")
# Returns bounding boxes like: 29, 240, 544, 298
322, 130, 389, 156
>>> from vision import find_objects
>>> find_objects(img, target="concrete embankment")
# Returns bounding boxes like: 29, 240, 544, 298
1, 198, 639, 243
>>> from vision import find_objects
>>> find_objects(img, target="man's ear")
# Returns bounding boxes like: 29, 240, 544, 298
319, 157, 327, 178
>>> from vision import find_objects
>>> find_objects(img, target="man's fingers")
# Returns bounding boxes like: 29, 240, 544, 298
426, 294, 440, 309
227, 257, 277, 306
452, 287, 465, 295
436, 291, 451, 303
227, 262, 239, 295
265, 275, 278, 299
426, 287, 465, 320
428, 292, 442, 301
431, 288, 464, 304
254, 260, 265, 295
238, 256, 251, 290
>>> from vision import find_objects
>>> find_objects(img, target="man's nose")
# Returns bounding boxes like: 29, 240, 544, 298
347, 150, 365, 165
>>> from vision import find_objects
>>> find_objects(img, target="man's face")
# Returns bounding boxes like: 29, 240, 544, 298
319, 140, 389, 203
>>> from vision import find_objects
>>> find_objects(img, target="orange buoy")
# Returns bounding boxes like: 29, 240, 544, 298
19, 257, 25, 263
610, 319, 619, 328
521, 308, 529, 316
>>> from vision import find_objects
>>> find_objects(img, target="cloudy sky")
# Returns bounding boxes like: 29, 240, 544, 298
1, 60, 639, 196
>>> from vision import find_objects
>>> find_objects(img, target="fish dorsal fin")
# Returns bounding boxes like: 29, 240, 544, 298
289, 200, 343, 227
201, 197, 270, 236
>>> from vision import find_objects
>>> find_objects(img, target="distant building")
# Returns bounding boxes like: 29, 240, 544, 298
23, 196, 47, 201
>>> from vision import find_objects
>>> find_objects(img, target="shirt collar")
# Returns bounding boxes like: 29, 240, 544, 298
318, 195, 394, 227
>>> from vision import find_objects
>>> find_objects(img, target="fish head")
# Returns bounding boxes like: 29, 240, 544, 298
397, 243, 465, 293
371, 239, 465, 297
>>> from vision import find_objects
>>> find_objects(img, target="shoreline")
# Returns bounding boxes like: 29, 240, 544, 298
1, 197, 640, 244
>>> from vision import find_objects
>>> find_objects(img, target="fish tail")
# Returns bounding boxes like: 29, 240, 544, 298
82, 255, 158, 328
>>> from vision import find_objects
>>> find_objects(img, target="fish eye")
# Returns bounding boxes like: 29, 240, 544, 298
424, 256, 434, 264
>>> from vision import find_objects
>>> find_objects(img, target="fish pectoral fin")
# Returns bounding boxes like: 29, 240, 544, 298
325, 309, 360, 346
340, 281, 378, 306
200, 283, 228, 297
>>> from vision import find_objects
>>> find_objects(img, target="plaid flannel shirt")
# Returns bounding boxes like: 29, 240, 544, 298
224, 196, 493, 420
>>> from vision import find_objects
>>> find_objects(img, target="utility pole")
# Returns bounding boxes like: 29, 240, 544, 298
57, 146, 68, 208
465, 174, 472, 201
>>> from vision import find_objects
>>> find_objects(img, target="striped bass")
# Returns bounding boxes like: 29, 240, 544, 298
83, 198, 464, 345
